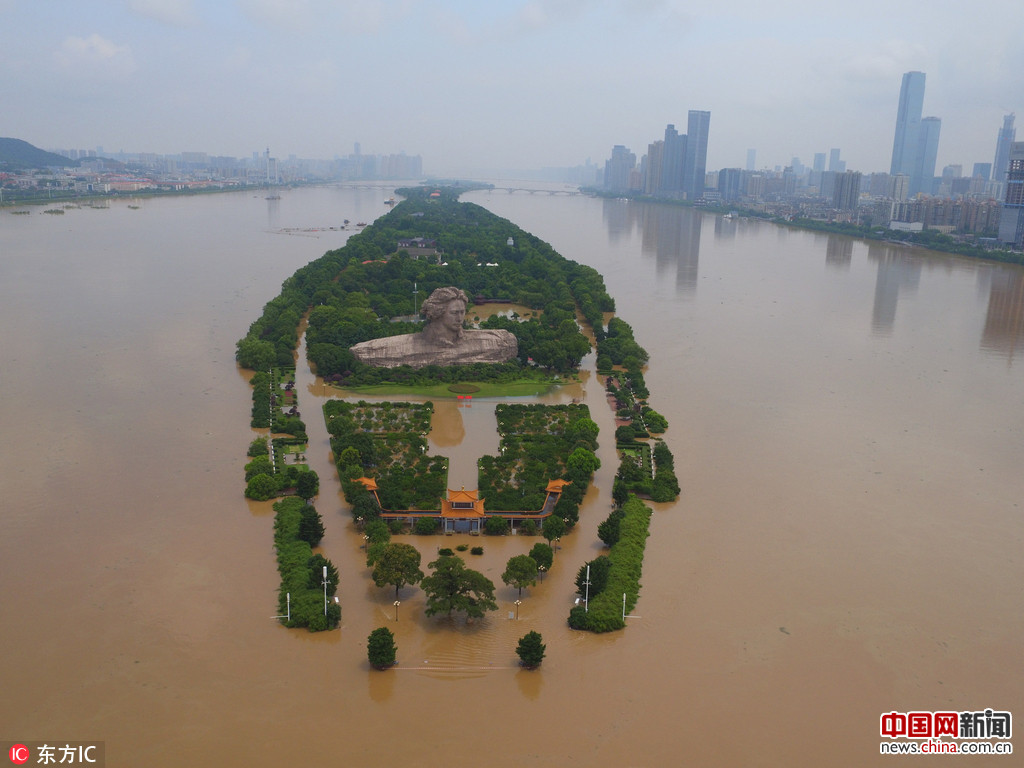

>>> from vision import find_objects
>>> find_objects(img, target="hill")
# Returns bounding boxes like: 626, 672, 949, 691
0, 138, 79, 170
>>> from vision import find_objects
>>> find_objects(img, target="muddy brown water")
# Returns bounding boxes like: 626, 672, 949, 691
1, 185, 1021, 766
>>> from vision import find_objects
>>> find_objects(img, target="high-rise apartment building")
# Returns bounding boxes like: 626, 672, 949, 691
831, 171, 861, 211
891, 71, 926, 179
992, 113, 1016, 184
660, 124, 686, 194
997, 141, 1024, 247
645, 140, 664, 195
683, 110, 711, 200
746, 149, 757, 172
603, 145, 636, 192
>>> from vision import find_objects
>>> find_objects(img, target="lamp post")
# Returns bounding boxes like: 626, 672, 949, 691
322, 565, 329, 616
393, 600, 401, 621
362, 534, 370, 550
514, 599, 522, 620
583, 564, 591, 613
538, 564, 546, 582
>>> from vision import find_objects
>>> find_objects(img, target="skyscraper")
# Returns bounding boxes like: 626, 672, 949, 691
660, 124, 686, 194
828, 148, 842, 172
683, 110, 711, 200
993, 113, 1016, 184
603, 145, 636, 192
997, 141, 1024, 247
746, 149, 757, 172
890, 71, 926, 180
645, 140, 664, 195
912, 117, 941, 196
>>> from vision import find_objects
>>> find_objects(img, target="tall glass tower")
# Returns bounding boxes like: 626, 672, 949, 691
912, 117, 942, 196
890, 72, 926, 179
993, 113, 1016, 184
683, 110, 711, 200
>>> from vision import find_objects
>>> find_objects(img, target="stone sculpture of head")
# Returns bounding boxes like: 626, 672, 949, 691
420, 286, 469, 342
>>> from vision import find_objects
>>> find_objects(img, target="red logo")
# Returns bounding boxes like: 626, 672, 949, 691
9, 744, 30, 765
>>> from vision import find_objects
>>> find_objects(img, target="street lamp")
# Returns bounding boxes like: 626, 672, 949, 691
322, 565, 329, 616
514, 599, 522, 620
363, 534, 370, 550
394, 600, 401, 621
538, 564, 546, 582
583, 564, 591, 613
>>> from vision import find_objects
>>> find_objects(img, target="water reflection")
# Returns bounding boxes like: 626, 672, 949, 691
981, 266, 1024, 361
825, 235, 853, 270
601, 199, 703, 294
367, 665, 395, 703
867, 243, 922, 335
515, 668, 543, 700
713, 214, 737, 240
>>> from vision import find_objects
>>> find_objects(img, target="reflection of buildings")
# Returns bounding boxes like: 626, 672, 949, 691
601, 197, 634, 244
825, 235, 853, 269
981, 267, 1024, 362
600, 199, 703, 293
639, 204, 702, 293
867, 243, 922, 334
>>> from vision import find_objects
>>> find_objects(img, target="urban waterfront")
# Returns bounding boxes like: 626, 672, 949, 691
1, 184, 1021, 766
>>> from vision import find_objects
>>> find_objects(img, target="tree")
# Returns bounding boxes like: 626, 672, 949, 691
502, 554, 539, 596
421, 555, 497, 620
236, 337, 276, 371
367, 627, 397, 669
516, 631, 545, 669
307, 554, 339, 597
528, 542, 554, 571
297, 503, 325, 546
245, 473, 278, 501
597, 507, 625, 547
541, 515, 565, 546
365, 518, 391, 547
295, 470, 319, 500
575, 555, 611, 598
484, 515, 510, 536
566, 446, 600, 476
413, 516, 439, 535
244, 455, 273, 482
371, 542, 424, 597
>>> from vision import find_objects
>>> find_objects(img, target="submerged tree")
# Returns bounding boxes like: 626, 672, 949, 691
502, 554, 539, 596
367, 627, 397, 669
516, 631, 546, 669
370, 542, 424, 597
421, 555, 497, 620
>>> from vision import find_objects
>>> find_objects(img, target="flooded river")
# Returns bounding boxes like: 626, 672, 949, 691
1, 184, 1021, 766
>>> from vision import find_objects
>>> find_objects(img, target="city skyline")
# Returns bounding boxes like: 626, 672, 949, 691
2, 2, 1023, 176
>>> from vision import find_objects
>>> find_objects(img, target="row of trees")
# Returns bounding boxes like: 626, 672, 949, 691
367, 626, 545, 670
272, 497, 340, 631
568, 495, 652, 632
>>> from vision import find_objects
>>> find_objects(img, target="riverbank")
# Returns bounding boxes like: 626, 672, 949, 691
583, 187, 1024, 267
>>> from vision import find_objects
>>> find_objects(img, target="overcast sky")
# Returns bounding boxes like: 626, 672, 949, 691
3, 0, 1023, 176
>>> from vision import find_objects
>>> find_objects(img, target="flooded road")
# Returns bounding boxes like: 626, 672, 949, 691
1, 185, 1021, 766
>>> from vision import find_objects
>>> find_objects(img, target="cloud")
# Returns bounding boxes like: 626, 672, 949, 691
126, 0, 197, 26
54, 34, 137, 79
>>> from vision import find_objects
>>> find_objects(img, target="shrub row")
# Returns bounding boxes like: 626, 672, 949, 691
272, 497, 340, 632
568, 495, 652, 633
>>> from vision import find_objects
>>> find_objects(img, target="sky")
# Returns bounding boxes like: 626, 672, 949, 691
2, 0, 1023, 176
